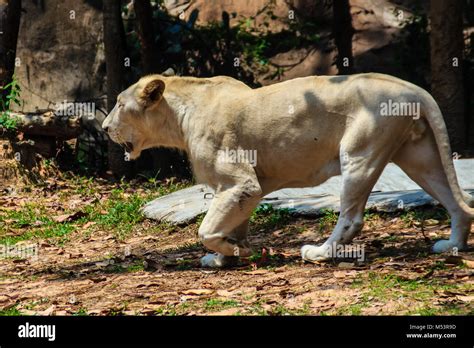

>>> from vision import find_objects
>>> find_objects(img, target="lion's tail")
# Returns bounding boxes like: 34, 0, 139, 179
421, 90, 474, 219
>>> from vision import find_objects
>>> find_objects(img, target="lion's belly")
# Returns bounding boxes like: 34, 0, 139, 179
257, 157, 341, 193
250, 133, 343, 192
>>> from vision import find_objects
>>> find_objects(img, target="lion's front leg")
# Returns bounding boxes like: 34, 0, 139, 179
200, 219, 250, 268
199, 182, 261, 268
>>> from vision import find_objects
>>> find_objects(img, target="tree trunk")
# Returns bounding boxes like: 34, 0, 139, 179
103, 0, 132, 178
133, 0, 188, 179
429, 0, 466, 154
0, 0, 21, 106
134, 0, 157, 74
333, 0, 354, 75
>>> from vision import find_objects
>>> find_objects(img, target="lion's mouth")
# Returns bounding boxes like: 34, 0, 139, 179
124, 142, 134, 152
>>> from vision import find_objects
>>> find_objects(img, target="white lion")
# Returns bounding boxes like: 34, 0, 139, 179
102, 72, 474, 267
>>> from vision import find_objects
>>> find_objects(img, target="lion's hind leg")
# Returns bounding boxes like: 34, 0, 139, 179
302, 128, 398, 261
393, 132, 472, 253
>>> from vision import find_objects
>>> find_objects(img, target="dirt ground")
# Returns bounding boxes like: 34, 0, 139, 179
0, 176, 473, 316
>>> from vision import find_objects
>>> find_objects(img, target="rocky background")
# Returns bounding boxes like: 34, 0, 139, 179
12, 0, 432, 109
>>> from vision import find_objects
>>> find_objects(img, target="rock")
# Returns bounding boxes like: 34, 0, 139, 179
14, 0, 105, 113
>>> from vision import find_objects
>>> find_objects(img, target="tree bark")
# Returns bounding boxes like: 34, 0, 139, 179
429, 0, 466, 154
103, 0, 132, 178
133, 0, 188, 179
134, 0, 157, 74
333, 0, 354, 75
0, 0, 21, 107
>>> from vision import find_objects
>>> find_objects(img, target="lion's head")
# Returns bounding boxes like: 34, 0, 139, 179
102, 75, 167, 160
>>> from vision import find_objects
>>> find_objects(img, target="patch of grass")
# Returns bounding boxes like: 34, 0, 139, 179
69, 176, 100, 197
195, 213, 205, 226
0, 204, 76, 245
204, 298, 239, 311
251, 204, 293, 230
248, 250, 281, 265
72, 308, 88, 316
103, 264, 126, 274
349, 271, 474, 315
381, 235, 401, 242
23, 298, 49, 310
126, 260, 145, 273
410, 303, 467, 316
0, 176, 193, 245
246, 301, 268, 315
0, 75, 22, 131
413, 307, 439, 316
363, 209, 379, 221
0, 306, 22, 316
360, 272, 429, 300
245, 301, 310, 316
154, 304, 178, 316
108, 308, 125, 316
430, 260, 447, 271
97, 190, 145, 225
41, 224, 74, 245
400, 207, 450, 227
76, 189, 148, 239
0, 203, 49, 228
103, 260, 144, 274
343, 303, 363, 316
287, 225, 306, 234
364, 209, 384, 228
318, 209, 338, 232
0, 224, 74, 246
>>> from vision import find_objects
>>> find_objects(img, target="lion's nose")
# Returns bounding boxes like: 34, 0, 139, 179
102, 117, 111, 131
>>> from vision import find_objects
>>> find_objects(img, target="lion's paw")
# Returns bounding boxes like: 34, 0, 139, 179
200, 253, 238, 268
301, 244, 332, 261
200, 253, 225, 267
432, 239, 466, 254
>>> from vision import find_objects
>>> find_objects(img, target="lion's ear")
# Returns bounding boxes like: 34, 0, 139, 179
139, 79, 165, 108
